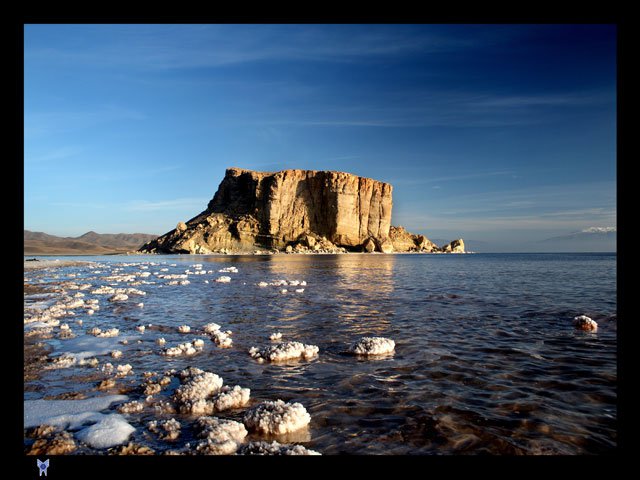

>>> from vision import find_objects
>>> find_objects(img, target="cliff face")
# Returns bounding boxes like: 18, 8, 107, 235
140, 168, 394, 254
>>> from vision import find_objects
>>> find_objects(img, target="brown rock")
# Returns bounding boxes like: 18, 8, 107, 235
363, 238, 376, 253
389, 226, 440, 252
140, 168, 393, 253
441, 239, 465, 253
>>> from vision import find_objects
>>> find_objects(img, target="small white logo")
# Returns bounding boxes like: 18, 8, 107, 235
37, 459, 49, 476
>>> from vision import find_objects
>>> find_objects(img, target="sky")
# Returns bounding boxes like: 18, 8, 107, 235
24, 24, 616, 250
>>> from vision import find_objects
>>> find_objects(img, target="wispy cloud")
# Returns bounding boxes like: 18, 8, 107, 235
125, 198, 208, 212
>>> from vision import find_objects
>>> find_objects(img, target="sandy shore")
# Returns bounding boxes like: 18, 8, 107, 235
24, 259, 94, 270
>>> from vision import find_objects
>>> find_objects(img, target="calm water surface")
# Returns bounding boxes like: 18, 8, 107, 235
23, 253, 617, 454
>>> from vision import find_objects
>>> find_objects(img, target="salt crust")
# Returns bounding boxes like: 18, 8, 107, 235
243, 400, 311, 434
238, 440, 321, 455
147, 418, 181, 440
194, 417, 247, 455
249, 341, 319, 362
348, 337, 395, 356
573, 315, 598, 331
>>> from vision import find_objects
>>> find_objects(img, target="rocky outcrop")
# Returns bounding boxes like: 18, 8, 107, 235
441, 239, 465, 253
388, 226, 440, 253
140, 168, 393, 254
139, 167, 466, 255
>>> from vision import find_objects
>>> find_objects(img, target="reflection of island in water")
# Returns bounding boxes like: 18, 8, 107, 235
264, 254, 396, 337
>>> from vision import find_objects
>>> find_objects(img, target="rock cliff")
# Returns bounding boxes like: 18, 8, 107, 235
139, 167, 466, 254
140, 168, 394, 254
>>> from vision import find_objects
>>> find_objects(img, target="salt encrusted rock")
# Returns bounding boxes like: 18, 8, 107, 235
219, 267, 238, 273
116, 364, 134, 377
269, 332, 283, 341
238, 440, 321, 456
210, 330, 233, 348
173, 372, 224, 414
192, 338, 205, 348
92, 286, 115, 295
162, 341, 203, 357
573, 315, 598, 332
243, 400, 311, 435
203, 323, 221, 333
147, 419, 181, 441
109, 293, 129, 302
211, 385, 250, 411
177, 367, 205, 380
111, 350, 123, 359
27, 430, 77, 455
249, 341, 319, 363
144, 383, 162, 396
349, 337, 395, 356
156, 338, 166, 345
178, 325, 191, 333
215, 276, 231, 283
118, 400, 144, 414
194, 417, 247, 455
109, 442, 155, 455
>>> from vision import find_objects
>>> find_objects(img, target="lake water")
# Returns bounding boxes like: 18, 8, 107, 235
23, 253, 617, 455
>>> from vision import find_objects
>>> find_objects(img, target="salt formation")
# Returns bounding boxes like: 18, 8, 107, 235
215, 276, 231, 283
135, 325, 145, 333
27, 430, 77, 455
269, 332, 283, 341
295, 288, 305, 293
156, 337, 166, 345
147, 419, 181, 441
108, 293, 129, 302
116, 364, 133, 377
349, 336, 395, 356
137, 302, 144, 307
75, 414, 136, 449
117, 400, 144, 414
249, 341, 319, 362
194, 417, 247, 455
210, 329, 233, 348
108, 442, 155, 455
238, 441, 321, 456
243, 400, 311, 434
211, 385, 251, 411
110, 350, 123, 359
91, 286, 115, 295
203, 323, 221, 334
218, 267, 238, 273
172, 371, 223, 414
87, 327, 119, 337
177, 325, 191, 333
161, 341, 203, 357
574, 315, 598, 332
258, 282, 268, 287
192, 338, 205, 348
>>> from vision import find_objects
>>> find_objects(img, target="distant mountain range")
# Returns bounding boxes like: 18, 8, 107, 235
537, 227, 616, 252
24, 230, 158, 255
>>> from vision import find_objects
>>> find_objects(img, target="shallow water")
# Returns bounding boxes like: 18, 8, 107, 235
23, 253, 617, 454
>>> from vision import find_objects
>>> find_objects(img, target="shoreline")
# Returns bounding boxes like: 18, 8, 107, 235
23, 259, 95, 270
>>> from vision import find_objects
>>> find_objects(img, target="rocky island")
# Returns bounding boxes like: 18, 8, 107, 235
139, 167, 465, 254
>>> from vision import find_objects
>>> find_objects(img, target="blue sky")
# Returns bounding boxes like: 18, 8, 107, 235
24, 24, 616, 248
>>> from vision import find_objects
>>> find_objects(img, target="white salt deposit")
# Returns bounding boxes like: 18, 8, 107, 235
269, 332, 283, 341
194, 417, 247, 455
215, 276, 231, 283
75, 414, 136, 449
218, 267, 238, 273
211, 385, 251, 411
177, 325, 191, 333
249, 341, 319, 362
193, 338, 205, 348
173, 372, 224, 414
156, 338, 166, 345
117, 400, 144, 414
137, 302, 144, 308
108, 293, 128, 302
243, 400, 311, 434
295, 289, 305, 293
280, 289, 288, 294
203, 323, 221, 333
573, 315, 598, 332
349, 337, 395, 356
239, 441, 321, 455
91, 286, 115, 295
162, 341, 203, 356
258, 282, 269, 287
97, 328, 119, 338
135, 325, 145, 333
86, 309, 94, 315
147, 418, 181, 441
110, 350, 123, 359
24, 395, 129, 428
116, 364, 133, 377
